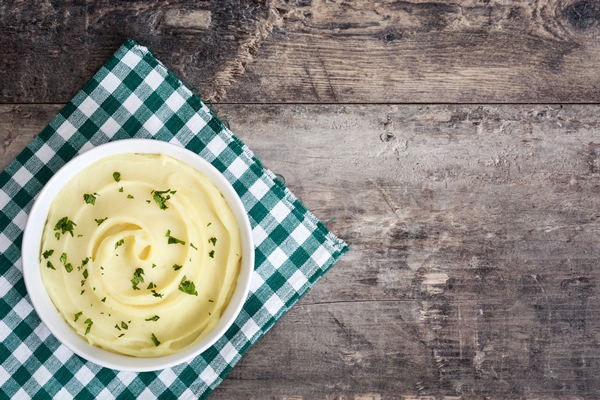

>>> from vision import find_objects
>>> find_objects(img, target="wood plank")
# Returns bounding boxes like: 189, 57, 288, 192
0, 0, 275, 103
225, 0, 600, 103
3, 1, 600, 104
3, 104, 600, 397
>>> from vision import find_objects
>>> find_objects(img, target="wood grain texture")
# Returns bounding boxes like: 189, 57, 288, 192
0, 0, 276, 103
3, 103, 600, 398
225, 0, 600, 103
4, 0, 600, 104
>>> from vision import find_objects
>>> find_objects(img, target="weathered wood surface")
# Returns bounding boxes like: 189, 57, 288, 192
3, 0, 600, 103
3, 104, 600, 398
4, 0, 600, 398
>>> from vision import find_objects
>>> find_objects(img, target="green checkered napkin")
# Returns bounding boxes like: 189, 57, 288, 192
0, 39, 348, 399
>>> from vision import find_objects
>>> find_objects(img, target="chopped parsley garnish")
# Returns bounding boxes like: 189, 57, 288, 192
168, 236, 185, 245
59, 252, 73, 272
80, 289, 84, 295
190, 243, 197, 250
115, 324, 121, 331
118, 333, 125, 338
165, 230, 185, 245
119, 187, 124, 192
178, 276, 198, 296
53, 216, 77, 238
113, 172, 121, 182
127, 194, 134, 199
151, 290, 164, 298
101, 297, 106, 302
207, 222, 212, 227
172, 264, 182, 271
147, 282, 156, 289
209, 250, 215, 258
83, 193, 98, 205
74, 311, 83, 322
46, 261, 55, 270
151, 189, 176, 210
120, 321, 129, 330
146, 200, 151, 204
145, 315, 160, 322
131, 268, 144, 290
115, 239, 124, 249
152, 263, 157, 269
151, 333, 160, 346
208, 237, 217, 246
42, 249, 54, 259
55, 232, 60, 240
95, 217, 108, 226
78, 257, 90, 271
84, 318, 93, 335
83, 269, 88, 279
208, 299, 214, 303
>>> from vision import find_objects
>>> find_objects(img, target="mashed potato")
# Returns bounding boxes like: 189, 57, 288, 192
39, 153, 242, 357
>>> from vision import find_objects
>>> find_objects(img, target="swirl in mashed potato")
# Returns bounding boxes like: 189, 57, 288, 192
39, 153, 242, 357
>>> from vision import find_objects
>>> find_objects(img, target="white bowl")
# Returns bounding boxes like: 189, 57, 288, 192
21, 139, 254, 371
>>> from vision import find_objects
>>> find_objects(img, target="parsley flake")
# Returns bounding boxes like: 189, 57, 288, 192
113, 172, 121, 182
95, 217, 108, 226
178, 276, 198, 296
151, 333, 160, 346
118, 333, 125, 338
172, 264, 182, 271
119, 187, 124, 192
151, 189, 176, 210
151, 289, 164, 298
131, 268, 144, 290
84, 318, 93, 335
74, 311, 83, 322
152, 263, 157, 269
83, 193, 98, 205
168, 236, 185, 245
147, 282, 156, 289
83, 269, 88, 279
54, 216, 77, 238
145, 315, 160, 322
121, 321, 129, 330
127, 194, 134, 199
115, 239, 124, 249
190, 243, 198, 250
59, 253, 67, 264
42, 249, 54, 259
101, 297, 106, 302
208, 237, 217, 246
165, 230, 185, 245
209, 250, 215, 258
46, 261, 55, 270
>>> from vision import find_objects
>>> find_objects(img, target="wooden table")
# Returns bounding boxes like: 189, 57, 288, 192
3, 0, 600, 398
